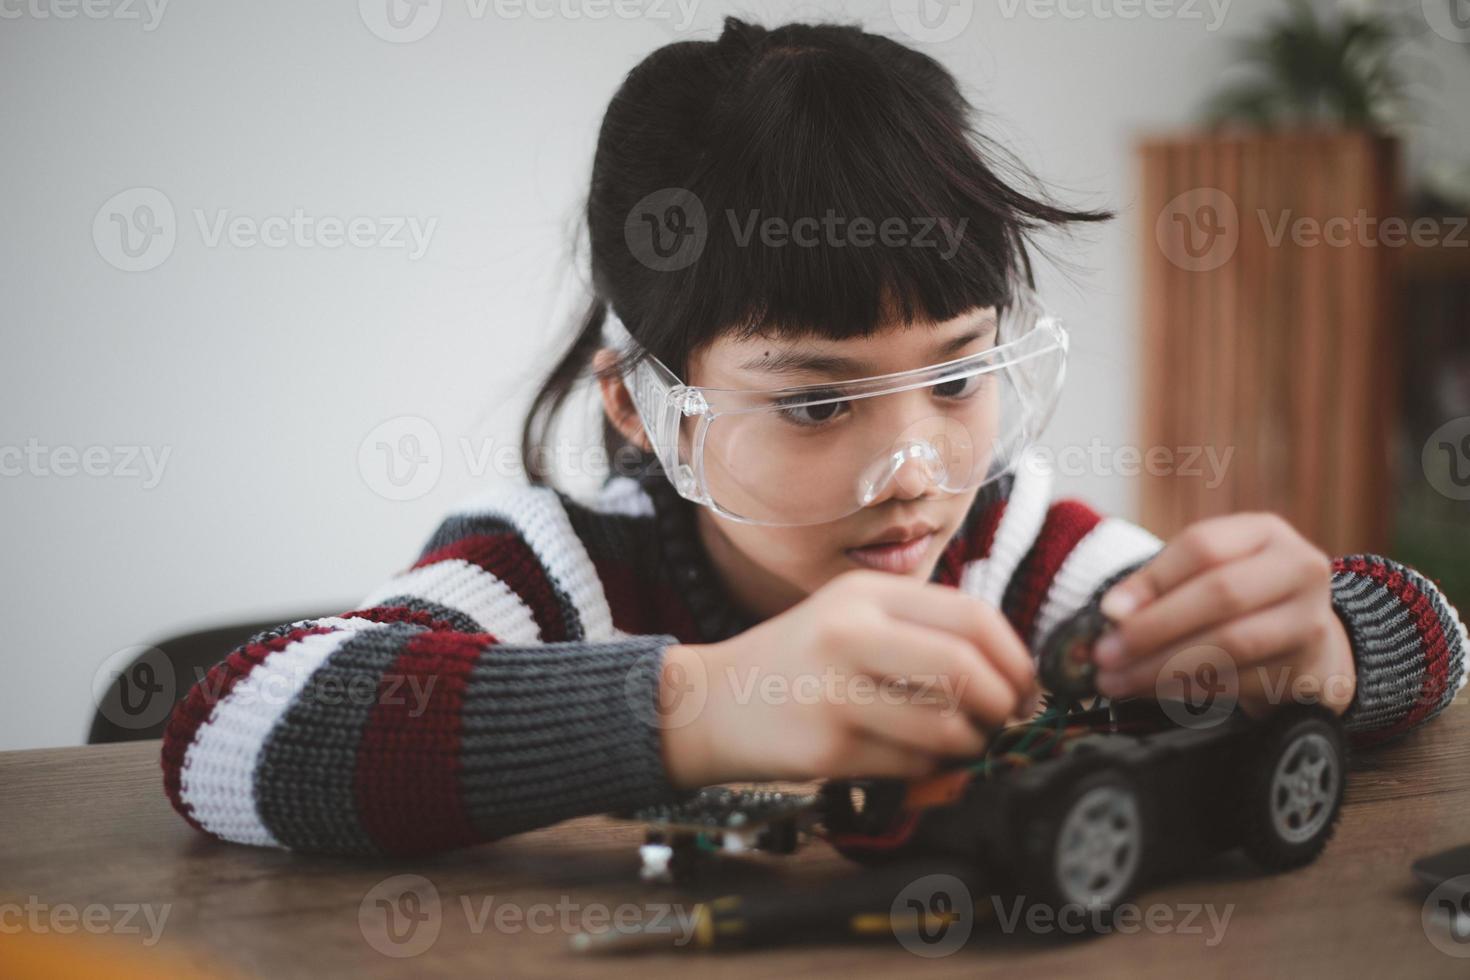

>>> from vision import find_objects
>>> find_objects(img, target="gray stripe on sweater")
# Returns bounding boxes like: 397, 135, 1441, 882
370, 594, 483, 634
456, 635, 681, 840
255, 621, 425, 854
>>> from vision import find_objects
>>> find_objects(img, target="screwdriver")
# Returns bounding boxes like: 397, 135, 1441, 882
568, 863, 987, 954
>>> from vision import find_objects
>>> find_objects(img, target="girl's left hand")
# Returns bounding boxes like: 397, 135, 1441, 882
1089, 512, 1356, 718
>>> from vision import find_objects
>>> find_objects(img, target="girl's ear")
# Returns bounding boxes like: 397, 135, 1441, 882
592, 347, 652, 452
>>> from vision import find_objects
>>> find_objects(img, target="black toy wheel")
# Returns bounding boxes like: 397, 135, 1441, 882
1240, 706, 1345, 871
1022, 768, 1148, 919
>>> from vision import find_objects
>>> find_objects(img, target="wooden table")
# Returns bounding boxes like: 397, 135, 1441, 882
2, 703, 1467, 978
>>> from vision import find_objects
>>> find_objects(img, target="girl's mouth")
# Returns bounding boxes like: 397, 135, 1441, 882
843, 532, 935, 574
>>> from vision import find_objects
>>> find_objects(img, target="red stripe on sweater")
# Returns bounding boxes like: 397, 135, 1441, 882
594, 556, 705, 642
412, 532, 567, 640
337, 605, 465, 633
1004, 500, 1103, 644
935, 496, 1008, 586
352, 629, 490, 855
1337, 557, 1452, 744
159, 624, 339, 831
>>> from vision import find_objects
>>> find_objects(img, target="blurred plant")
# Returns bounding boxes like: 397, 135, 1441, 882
1203, 0, 1416, 129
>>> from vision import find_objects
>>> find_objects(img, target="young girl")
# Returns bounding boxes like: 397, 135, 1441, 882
162, 17, 1465, 856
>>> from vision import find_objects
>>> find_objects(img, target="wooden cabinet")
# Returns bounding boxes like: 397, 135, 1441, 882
1138, 132, 1401, 556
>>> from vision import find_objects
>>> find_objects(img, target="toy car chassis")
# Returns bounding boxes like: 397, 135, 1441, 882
623, 698, 1347, 919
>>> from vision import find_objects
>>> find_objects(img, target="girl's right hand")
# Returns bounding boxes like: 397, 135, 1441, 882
657, 568, 1039, 788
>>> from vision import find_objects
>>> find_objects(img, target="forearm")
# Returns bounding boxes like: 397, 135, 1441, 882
1329, 554, 1468, 744
162, 621, 690, 856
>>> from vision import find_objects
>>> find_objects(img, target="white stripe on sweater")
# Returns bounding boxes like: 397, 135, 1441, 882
959, 451, 1053, 608
180, 625, 375, 847
459, 485, 618, 642
1031, 517, 1163, 646
588, 476, 657, 518
357, 559, 542, 643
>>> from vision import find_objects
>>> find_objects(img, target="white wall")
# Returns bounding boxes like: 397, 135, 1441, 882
3, 0, 1467, 749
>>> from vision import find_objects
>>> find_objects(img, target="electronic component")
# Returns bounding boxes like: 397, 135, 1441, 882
1037, 606, 1112, 703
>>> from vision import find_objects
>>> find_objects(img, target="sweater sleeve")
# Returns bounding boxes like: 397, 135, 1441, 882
968, 456, 1467, 746
159, 485, 689, 856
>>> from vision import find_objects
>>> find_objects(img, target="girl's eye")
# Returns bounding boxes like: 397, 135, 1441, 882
934, 373, 990, 400
775, 394, 850, 428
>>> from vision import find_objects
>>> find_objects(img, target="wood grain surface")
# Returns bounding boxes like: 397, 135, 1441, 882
1, 702, 1466, 978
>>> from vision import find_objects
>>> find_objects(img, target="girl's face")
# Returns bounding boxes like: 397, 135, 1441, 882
602, 306, 1000, 621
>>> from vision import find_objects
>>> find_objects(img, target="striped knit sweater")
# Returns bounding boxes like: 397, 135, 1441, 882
160, 452, 1468, 856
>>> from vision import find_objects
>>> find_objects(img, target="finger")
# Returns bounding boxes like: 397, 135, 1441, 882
840, 694, 989, 758
1095, 594, 1325, 701
852, 619, 1026, 728
1099, 513, 1282, 621
827, 736, 943, 780
1095, 545, 1322, 669
864, 576, 1037, 696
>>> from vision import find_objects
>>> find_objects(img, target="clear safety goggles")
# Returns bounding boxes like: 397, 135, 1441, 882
602, 292, 1069, 526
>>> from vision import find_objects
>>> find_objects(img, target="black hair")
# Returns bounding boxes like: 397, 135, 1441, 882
520, 15, 1111, 488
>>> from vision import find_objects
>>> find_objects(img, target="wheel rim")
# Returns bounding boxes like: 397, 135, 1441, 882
1269, 731, 1338, 845
1055, 784, 1141, 908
